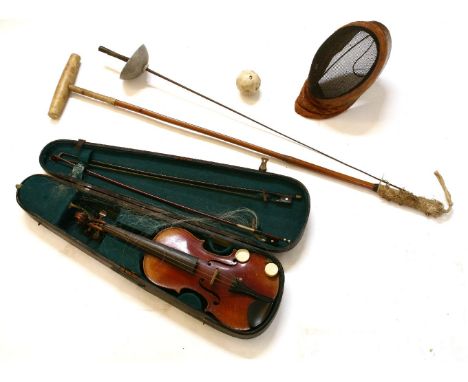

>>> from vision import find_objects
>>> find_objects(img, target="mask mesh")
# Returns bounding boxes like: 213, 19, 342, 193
308, 26, 379, 99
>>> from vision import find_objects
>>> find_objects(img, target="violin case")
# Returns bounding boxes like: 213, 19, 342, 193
16, 139, 310, 338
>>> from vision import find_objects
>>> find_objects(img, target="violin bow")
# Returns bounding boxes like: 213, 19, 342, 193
56, 152, 300, 204
52, 154, 288, 245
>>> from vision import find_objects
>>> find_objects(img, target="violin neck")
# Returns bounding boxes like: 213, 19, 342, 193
98, 222, 199, 273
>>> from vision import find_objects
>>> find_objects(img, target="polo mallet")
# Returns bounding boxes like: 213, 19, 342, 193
48, 53, 452, 218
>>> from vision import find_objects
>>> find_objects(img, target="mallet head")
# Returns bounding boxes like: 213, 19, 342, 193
48, 53, 81, 119
120, 44, 149, 80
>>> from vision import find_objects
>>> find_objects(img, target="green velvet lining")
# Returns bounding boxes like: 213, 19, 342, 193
98, 235, 143, 275
178, 292, 204, 311
18, 175, 77, 226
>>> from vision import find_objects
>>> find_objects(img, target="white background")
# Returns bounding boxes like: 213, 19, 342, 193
1, 1, 467, 379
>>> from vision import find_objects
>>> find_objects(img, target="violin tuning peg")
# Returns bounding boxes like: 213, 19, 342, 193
235, 249, 250, 263
264, 263, 279, 278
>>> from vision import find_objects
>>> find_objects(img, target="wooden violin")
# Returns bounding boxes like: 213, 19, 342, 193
75, 211, 281, 331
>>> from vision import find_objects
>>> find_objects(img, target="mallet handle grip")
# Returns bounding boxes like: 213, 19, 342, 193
69, 85, 116, 105
48, 54, 81, 119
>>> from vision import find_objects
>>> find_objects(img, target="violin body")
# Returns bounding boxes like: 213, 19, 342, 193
143, 227, 280, 331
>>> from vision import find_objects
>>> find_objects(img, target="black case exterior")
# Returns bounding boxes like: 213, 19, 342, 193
16, 139, 310, 338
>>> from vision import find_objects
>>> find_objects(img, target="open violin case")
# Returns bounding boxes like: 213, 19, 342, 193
16, 139, 310, 338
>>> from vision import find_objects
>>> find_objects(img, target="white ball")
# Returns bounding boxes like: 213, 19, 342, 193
236, 70, 261, 95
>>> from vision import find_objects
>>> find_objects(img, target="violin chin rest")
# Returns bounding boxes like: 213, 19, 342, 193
248, 300, 273, 328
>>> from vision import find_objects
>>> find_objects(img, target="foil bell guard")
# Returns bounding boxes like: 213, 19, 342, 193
16, 139, 310, 338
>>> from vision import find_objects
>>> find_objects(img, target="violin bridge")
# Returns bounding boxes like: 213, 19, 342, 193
210, 268, 220, 286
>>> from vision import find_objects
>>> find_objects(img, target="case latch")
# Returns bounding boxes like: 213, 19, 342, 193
259, 157, 269, 172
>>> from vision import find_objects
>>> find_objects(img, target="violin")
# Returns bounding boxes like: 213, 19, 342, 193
75, 211, 280, 331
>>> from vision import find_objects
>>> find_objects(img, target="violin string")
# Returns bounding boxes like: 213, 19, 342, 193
74, 202, 272, 291
93, 220, 256, 290
83, 213, 262, 290
74, 199, 274, 288
74, 204, 201, 277
73, 195, 279, 302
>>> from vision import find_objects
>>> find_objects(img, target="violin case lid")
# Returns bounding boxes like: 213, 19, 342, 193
16, 139, 310, 338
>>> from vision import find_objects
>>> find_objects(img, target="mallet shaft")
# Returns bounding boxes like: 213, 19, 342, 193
65, 84, 375, 191
49, 54, 375, 191
48, 54, 453, 218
